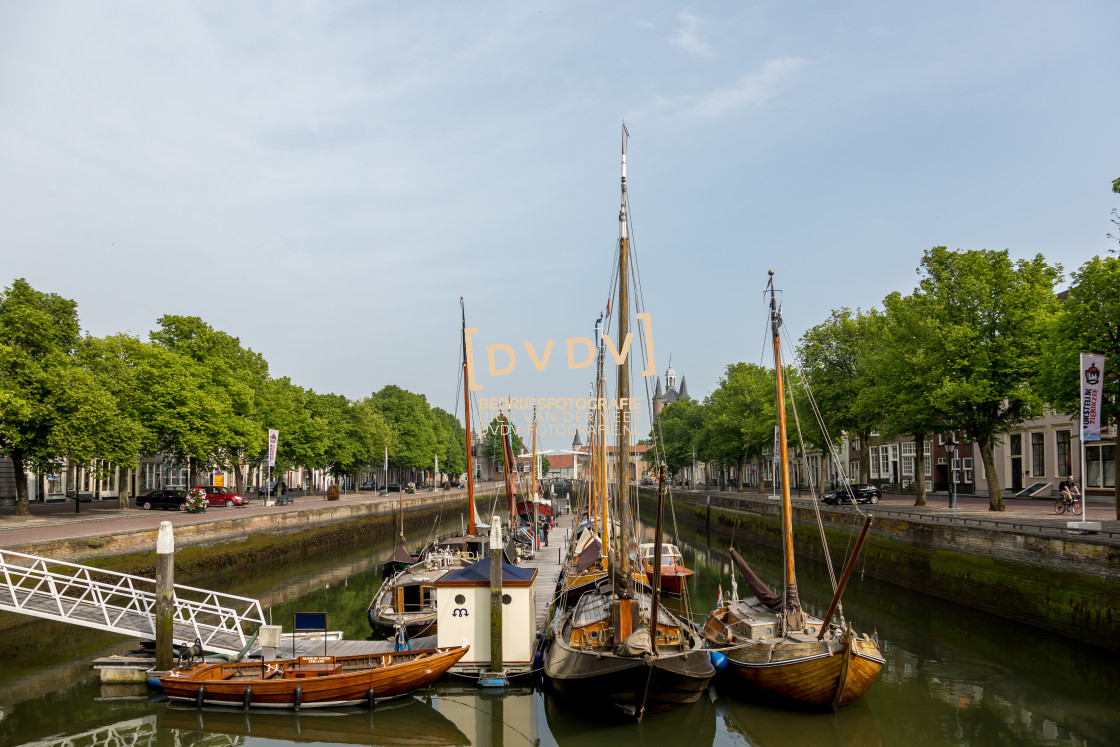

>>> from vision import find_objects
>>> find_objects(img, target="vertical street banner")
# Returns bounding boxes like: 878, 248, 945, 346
267, 429, 279, 467
1080, 353, 1105, 442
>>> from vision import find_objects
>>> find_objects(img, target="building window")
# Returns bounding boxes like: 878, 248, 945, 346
1056, 431, 1071, 477
870, 448, 879, 479
849, 461, 859, 480
963, 457, 973, 483
1085, 445, 1116, 489
851, 436, 861, 451
1031, 433, 1045, 477
1010, 434, 1022, 456
901, 442, 915, 477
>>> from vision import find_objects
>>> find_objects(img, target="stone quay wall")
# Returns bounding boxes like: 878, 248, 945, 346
641, 489, 1120, 652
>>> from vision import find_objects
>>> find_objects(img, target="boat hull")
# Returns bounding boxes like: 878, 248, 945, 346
721, 633, 884, 710
160, 647, 467, 709
544, 629, 713, 718
644, 567, 693, 595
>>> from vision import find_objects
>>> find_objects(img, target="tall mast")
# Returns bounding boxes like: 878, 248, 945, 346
616, 123, 632, 572
461, 298, 476, 536
500, 410, 517, 533
530, 405, 535, 510
768, 270, 805, 633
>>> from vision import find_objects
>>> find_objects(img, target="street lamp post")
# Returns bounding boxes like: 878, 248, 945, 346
944, 436, 958, 515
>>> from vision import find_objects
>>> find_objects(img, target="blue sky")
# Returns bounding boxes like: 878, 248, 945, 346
2, 1, 1118, 452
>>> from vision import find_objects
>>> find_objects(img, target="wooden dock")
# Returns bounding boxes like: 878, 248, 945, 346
520, 510, 574, 630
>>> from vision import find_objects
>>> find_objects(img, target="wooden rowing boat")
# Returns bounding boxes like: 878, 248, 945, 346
159, 646, 467, 709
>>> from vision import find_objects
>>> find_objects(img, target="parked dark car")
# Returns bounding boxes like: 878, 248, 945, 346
640, 477, 653, 486
258, 481, 286, 497
136, 489, 193, 511
381, 483, 402, 493
448, 480, 462, 488
821, 483, 882, 505
193, 486, 248, 507
359, 481, 377, 491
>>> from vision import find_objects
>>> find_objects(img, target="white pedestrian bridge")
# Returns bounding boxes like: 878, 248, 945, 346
0, 548, 264, 656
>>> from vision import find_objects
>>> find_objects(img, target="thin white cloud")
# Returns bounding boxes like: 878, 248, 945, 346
648, 56, 809, 120
670, 11, 713, 57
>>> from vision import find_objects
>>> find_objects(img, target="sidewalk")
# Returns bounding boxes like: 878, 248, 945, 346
672, 485, 1120, 537
0, 483, 502, 550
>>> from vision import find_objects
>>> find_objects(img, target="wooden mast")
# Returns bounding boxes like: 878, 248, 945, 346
500, 410, 517, 534
768, 270, 805, 633
617, 122, 632, 573
461, 298, 476, 536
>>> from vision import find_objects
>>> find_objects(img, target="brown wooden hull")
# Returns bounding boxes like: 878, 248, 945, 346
722, 634, 883, 710
160, 646, 467, 709
645, 566, 694, 595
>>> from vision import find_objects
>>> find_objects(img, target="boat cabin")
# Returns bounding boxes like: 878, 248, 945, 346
638, 543, 686, 571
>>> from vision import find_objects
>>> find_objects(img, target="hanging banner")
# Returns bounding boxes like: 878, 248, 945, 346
773, 425, 780, 463
1080, 353, 1105, 442
267, 429, 279, 467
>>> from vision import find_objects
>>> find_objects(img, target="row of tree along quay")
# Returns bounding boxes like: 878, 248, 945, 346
0, 278, 469, 516
650, 246, 1120, 517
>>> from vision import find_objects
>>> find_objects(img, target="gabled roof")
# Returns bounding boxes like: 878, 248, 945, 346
678, 376, 689, 400
435, 557, 537, 587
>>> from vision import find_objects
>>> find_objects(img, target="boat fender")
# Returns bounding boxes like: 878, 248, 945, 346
242, 686, 252, 709
293, 683, 302, 711
367, 687, 376, 710
195, 685, 205, 708
533, 649, 544, 669
710, 651, 728, 671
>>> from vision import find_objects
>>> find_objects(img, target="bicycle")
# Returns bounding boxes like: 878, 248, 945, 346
1054, 496, 1082, 515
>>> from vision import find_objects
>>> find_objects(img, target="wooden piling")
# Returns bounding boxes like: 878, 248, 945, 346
155, 521, 174, 671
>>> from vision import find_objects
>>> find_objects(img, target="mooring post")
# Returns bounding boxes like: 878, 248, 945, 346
489, 516, 504, 677
155, 520, 175, 671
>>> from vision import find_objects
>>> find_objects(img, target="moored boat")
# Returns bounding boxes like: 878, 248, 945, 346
638, 542, 694, 596
159, 646, 468, 709
700, 271, 883, 711
543, 125, 714, 720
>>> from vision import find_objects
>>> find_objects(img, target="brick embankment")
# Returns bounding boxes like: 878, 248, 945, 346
644, 488, 1120, 652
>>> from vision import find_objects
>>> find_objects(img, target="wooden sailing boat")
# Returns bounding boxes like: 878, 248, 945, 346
366, 300, 488, 637
700, 271, 884, 710
160, 646, 468, 709
543, 125, 714, 720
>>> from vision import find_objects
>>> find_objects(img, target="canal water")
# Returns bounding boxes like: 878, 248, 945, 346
1, 505, 1118, 747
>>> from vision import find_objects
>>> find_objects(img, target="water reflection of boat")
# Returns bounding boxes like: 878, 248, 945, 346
714, 688, 884, 747
544, 686, 716, 746
158, 696, 470, 745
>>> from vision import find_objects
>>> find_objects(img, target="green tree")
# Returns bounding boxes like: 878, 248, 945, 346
79, 334, 222, 503
798, 308, 883, 483
257, 377, 331, 475
151, 316, 269, 493
915, 247, 1061, 511
430, 407, 467, 480
654, 399, 705, 476
540, 454, 551, 476
0, 280, 143, 515
369, 385, 438, 476
702, 363, 777, 492
1038, 255, 1120, 518
860, 293, 946, 506
481, 415, 523, 464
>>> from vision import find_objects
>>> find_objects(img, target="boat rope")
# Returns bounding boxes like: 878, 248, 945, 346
780, 324, 868, 521
784, 366, 839, 592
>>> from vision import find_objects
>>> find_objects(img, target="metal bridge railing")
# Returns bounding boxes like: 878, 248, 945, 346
0, 549, 265, 654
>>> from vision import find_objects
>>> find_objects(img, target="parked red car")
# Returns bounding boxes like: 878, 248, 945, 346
192, 486, 248, 507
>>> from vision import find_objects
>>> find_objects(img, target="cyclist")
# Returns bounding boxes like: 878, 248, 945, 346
1058, 476, 1081, 507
